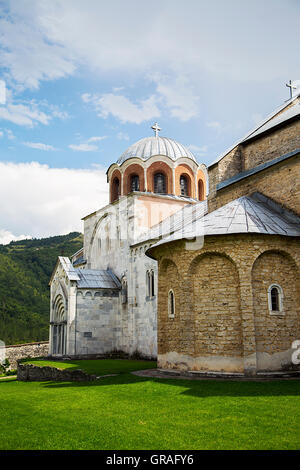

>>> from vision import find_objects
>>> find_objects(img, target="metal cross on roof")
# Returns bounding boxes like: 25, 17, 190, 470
286, 80, 297, 99
151, 122, 161, 137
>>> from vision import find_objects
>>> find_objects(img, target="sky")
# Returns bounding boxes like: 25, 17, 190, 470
0, 0, 299, 243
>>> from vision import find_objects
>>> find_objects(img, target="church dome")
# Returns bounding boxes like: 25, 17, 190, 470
108, 123, 206, 204
117, 133, 197, 165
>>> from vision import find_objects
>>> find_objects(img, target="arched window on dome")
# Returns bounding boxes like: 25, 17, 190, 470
180, 175, 189, 196
111, 177, 120, 202
154, 173, 166, 194
198, 179, 204, 201
130, 174, 140, 192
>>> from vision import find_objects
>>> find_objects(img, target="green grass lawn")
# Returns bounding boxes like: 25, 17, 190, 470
1, 359, 300, 450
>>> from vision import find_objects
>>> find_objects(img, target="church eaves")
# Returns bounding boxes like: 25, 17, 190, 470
146, 192, 300, 254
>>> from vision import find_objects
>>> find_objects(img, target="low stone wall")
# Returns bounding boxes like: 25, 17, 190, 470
17, 363, 97, 382
48, 350, 156, 362
5, 342, 49, 369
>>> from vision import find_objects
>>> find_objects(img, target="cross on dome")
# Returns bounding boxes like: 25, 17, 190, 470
151, 122, 161, 137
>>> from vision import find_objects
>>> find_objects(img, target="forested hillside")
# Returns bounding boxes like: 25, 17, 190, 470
0, 232, 83, 345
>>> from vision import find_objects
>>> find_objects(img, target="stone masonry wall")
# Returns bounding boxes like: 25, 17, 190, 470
252, 251, 300, 370
5, 341, 49, 369
208, 154, 300, 215
74, 290, 120, 356
208, 114, 300, 198
243, 119, 300, 171
152, 234, 300, 374
17, 363, 96, 381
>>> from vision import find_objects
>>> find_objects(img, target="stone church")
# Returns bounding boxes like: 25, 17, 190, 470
49, 123, 207, 359
49, 92, 300, 375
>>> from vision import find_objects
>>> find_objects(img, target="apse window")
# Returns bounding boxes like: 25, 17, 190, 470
268, 284, 284, 315
168, 289, 175, 318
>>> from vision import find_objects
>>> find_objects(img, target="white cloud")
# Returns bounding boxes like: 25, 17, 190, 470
5, 129, 15, 140
187, 144, 208, 156
0, 91, 68, 128
154, 75, 200, 121
1, 0, 299, 91
69, 143, 99, 152
83, 93, 160, 124
0, 161, 108, 239
0, 0, 298, 132
0, 128, 16, 140
68, 135, 107, 152
206, 121, 222, 129
0, 102, 51, 127
23, 142, 58, 151
0, 229, 32, 245
0, 9, 75, 90
87, 136, 107, 143
0, 80, 6, 104
117, 132, 129, 141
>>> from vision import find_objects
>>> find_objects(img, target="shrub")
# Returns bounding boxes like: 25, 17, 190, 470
0, 358, 10, 374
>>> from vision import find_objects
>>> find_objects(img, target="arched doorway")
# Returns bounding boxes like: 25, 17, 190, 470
52, 294, 67, 356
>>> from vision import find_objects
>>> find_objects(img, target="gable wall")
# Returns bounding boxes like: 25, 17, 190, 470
208, 116, 300, 198
242, 119, 300, 171
208, 154, 300, 215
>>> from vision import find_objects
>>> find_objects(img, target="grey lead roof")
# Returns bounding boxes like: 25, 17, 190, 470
72, 256, 87, 267
146, 192, 300, 251
76, 269, 121, 289
57, 257, 120, 289
117, 136, 198, 165
133, 199, 208, 247
59, 256, 80, 281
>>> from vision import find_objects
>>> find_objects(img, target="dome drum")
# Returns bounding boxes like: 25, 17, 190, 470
108, 124, 207, 203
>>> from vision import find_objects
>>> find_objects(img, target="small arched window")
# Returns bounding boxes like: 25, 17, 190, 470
121, 277, 128, 304
154, 173, 166, 194
168, 290, 175, 318
112, 177, 120, 202
268, 284, 284, 315
198, 179, 204, 201
130, 174, 140, 192
180, 175, 189, 196
146, 270, 155, 298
